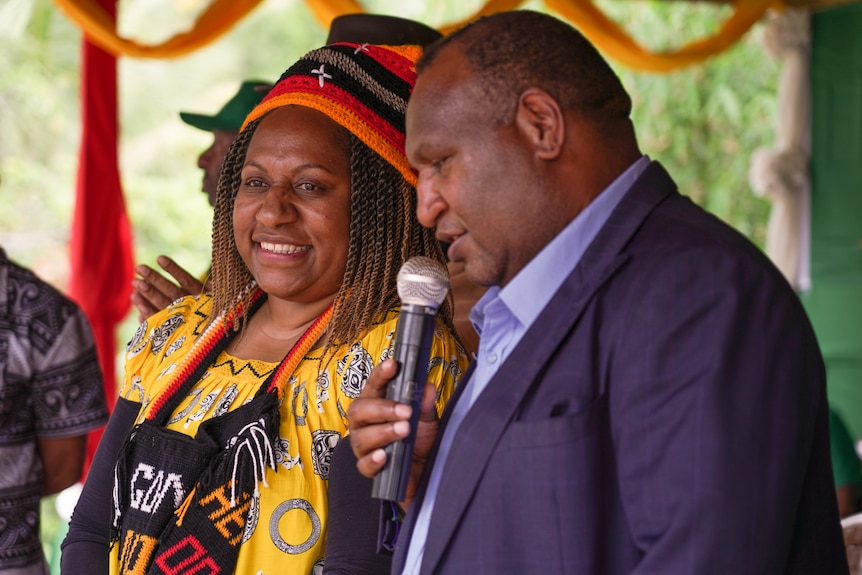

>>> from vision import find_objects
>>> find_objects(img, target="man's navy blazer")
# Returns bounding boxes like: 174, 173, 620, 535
392, 161, 848, 574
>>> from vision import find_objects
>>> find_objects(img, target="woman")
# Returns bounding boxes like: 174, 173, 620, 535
62, 43, 467, 575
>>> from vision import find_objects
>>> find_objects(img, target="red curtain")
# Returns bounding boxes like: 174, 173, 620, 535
67, 0, 134, 478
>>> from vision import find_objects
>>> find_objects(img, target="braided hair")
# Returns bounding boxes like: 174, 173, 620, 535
208, 112, 454, 357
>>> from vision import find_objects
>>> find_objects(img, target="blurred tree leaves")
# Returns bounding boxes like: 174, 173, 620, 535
600, 0, 776, 243
0, 0, 80, 283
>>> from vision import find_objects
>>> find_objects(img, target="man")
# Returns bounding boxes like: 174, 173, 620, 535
179, 80, 272, 209
347, 10, 847, 574
130, 80, 270, 321
0, 247, 107, 574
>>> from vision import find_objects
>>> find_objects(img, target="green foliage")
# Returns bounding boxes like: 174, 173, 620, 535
0, 0, 80, 282
602, 1, 780, 243
596, 0, 776, 244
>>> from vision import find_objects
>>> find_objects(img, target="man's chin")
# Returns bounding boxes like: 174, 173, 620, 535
462, 261, 497, 289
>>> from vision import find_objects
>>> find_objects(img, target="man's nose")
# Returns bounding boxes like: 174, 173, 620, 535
415, 173, 446, 229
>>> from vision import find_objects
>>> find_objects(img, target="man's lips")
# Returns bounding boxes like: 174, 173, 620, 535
443, 233, 465, 261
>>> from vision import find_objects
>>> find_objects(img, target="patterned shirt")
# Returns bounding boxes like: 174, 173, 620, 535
0, 249, 107, 575
111, 294, 467, 575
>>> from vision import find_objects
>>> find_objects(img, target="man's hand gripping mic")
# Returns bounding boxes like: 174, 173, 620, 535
371, 256, 450, 502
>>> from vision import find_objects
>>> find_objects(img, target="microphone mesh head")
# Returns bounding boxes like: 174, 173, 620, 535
396, 256, 450, 308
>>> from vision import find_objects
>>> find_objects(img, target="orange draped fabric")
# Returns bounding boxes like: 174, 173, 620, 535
545, 0, 776, 72
51, 0, 780, 72
52, 0, 264, 58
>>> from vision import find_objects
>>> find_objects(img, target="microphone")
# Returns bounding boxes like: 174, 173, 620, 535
371, 256, 450, 501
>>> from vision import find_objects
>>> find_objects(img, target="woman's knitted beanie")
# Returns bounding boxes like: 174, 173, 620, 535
242, 43, 421, 187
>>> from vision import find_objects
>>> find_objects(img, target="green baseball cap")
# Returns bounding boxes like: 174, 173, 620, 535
179, 80, 272, 133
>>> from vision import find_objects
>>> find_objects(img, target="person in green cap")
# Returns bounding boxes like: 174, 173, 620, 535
130, 80, 270, 321
180, 80, 272, 208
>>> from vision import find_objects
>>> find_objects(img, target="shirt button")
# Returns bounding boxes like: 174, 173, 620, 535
487, 353, 498, 364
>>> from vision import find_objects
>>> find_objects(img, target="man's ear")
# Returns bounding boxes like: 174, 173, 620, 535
515, 88, 565, 160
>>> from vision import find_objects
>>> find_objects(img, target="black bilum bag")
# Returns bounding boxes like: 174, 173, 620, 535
110, 292, 330, 574
112, 392, 279, 574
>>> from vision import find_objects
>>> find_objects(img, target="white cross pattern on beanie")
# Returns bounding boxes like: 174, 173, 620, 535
311, 64, 333, 88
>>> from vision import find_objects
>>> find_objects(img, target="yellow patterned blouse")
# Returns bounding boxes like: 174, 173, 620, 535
111, 294, 467, 575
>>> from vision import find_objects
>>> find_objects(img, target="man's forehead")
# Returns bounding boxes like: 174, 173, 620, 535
408, 68, 450, 123
417, 45, 469, 84
406, 85, 457, 149
412, 52, 474, 113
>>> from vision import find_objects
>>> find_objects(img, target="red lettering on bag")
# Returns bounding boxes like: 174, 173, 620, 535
154, 535, 220, 574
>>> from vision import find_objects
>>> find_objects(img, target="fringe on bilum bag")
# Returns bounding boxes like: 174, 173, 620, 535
109, 389, 280, 574
148, 391, 280, 574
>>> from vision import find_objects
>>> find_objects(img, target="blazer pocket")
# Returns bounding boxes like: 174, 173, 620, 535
504, 394, 607, 450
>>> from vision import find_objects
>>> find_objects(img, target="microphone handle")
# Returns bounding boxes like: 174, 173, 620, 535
371, 303, 438, 501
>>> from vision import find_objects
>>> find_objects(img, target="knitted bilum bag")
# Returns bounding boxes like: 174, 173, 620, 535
110, 289, 332, 574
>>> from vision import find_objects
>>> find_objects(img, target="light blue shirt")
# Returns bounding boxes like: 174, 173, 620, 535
401, 156, 650, 574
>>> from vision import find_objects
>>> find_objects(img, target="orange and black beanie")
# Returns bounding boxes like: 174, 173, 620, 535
242, 43, 420, 187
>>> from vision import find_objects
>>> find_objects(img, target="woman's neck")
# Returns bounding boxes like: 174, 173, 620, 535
227, 295, 335, 363
263, 295, 333, 333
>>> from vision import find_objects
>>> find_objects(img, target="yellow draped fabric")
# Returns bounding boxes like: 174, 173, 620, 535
51, 0, 780, 71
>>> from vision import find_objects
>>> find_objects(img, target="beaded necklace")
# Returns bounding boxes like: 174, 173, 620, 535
145, 287, 333, 426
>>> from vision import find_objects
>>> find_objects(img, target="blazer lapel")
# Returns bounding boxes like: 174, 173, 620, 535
409, 161, 678, 574
391, 362, 476, 573
417, 253, 629, 573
